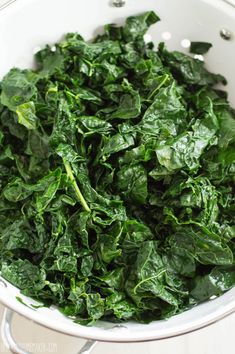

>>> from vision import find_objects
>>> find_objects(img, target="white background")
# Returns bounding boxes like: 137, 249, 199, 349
0, 0, 235, 352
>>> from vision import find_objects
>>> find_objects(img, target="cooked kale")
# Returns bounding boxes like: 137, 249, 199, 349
190, 41, 213, 55
0, 11, 235, 324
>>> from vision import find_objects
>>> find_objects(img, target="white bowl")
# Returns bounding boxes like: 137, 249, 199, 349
0, 0, 235, 343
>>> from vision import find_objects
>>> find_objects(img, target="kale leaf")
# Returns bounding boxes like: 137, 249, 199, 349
190, 42, 213, 55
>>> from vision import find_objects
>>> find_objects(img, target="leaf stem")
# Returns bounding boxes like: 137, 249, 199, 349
147, 74, 170, 100
133, 269, 166, 294
63, 158, 91, 212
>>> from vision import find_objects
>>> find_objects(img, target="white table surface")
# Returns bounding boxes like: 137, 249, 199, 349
0, 0, 235, 353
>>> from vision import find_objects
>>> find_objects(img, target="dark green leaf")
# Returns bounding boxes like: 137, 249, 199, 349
0, 69, 38, 111
190, 42, 212, 55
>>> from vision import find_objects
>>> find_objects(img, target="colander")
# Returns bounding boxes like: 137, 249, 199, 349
0, 0, 235, 353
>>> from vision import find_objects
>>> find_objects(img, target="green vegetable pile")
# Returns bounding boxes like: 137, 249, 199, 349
0, 11, 235, 324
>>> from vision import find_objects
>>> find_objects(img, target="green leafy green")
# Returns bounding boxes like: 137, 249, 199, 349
0, 11, 234, 325
0, 69, 38, 111
190, 41, 213, 55
16, 101, 38, 130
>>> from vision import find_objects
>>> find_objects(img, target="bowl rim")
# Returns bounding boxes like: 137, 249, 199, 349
1, 280, 235, 342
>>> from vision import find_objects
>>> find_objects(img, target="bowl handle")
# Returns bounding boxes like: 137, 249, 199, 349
1, 308, 31, 354
1, 307, 98, 354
